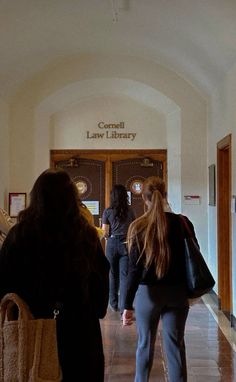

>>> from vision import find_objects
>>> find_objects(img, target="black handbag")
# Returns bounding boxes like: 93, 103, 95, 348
179, 215, 215, 298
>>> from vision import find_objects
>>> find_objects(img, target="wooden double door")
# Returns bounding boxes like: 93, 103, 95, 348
51, 150, 167, 226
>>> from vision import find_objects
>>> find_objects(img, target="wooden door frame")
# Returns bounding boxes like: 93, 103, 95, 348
50, 149, 167, 207
217, 134, 232, 314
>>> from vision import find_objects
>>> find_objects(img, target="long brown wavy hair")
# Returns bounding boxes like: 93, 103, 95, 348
127, 176, 170, 278
110, 184, 129, 221
17, 168, 99, 283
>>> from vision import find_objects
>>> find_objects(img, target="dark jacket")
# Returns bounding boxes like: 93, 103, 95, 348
0, 220, 110, 382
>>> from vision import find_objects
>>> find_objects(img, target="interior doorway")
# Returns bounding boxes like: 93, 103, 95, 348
217, 134, 232, 316
50, 149, 167, 226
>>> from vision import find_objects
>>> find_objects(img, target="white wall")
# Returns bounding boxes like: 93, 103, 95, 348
52, 96, 166, 149
208, 63, 236, 316
0, 99, 9, 209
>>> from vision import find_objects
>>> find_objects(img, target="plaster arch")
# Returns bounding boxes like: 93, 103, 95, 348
9, 54, 207, 255
35, 78, 181, 212
10, 53, 207, 107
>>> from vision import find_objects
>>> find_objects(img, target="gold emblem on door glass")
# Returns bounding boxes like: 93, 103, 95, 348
76, 181, 88, 195
130, 180, 143, 195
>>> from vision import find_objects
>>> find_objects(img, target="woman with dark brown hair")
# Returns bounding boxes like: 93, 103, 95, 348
0, 169, 110, 382
102, 184, 135, 315
123, 176, 196, 382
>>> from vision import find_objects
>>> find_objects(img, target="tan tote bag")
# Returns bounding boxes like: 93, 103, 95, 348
0, 293, 62, 382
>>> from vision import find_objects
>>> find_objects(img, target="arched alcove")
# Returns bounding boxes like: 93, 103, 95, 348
9, 53, 207, 254
35, 78, 181, 211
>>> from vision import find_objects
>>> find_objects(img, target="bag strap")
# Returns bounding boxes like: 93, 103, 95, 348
179, 214, 194, 238
179, 214, 201, 251
1, 293, 63, 326
0, 293, 33, 327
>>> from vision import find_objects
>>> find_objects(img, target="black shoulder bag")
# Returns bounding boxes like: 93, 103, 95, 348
179, 215, 215, 298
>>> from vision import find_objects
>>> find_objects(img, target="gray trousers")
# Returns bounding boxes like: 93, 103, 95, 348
134, 284, 189, 382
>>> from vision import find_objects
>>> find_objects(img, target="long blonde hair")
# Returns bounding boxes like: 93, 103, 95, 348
127, 176, 170, 278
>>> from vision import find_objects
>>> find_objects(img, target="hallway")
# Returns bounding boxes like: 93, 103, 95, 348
101, 295, 236, 381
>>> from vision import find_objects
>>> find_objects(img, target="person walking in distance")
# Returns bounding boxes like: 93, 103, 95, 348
123, 176, 196, 382
0, 207, 14, 249
102, 184, 135, 316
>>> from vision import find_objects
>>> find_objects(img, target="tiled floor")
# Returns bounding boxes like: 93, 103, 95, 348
100, 296, 236, 381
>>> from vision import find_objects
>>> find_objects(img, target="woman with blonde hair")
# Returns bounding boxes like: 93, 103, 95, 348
123, 176, 196, 382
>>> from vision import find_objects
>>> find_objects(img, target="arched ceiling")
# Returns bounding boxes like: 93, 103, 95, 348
37, 78, 179, 115
1, 0, 236, 99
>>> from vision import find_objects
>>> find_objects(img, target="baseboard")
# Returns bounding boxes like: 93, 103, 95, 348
222, 310, 231, 321
208, 289, 220, 309
231, 313, 236, 330
208, 290, 236, 329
